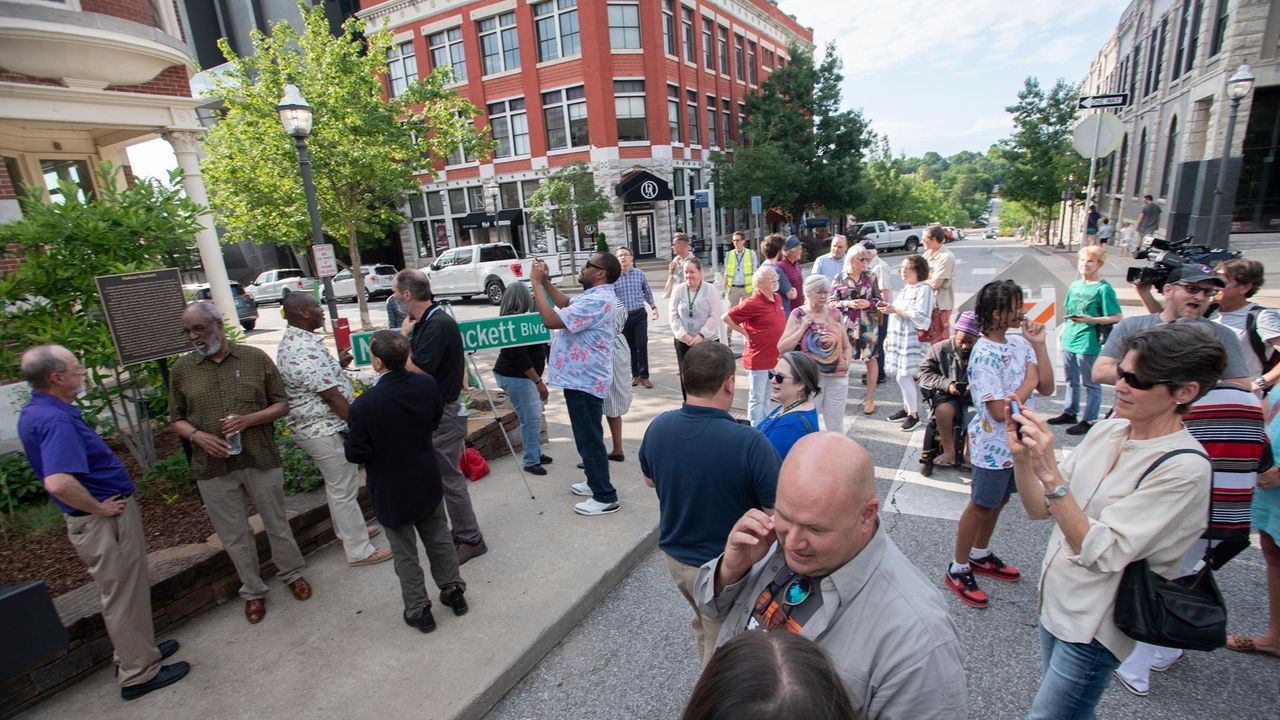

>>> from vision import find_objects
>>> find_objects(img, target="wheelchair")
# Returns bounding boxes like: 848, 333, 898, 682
919, 390, 970, 477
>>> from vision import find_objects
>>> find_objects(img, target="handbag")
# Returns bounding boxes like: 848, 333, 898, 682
1112, 448, 1227, 652
917, 307, 947, 343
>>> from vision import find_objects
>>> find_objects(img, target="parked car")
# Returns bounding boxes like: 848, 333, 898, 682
983, 228, 997, 239
247, 268, 317, 305
331, 264, 398, 302
851, 220, 923, 252
425, 243, 562, 305
193, 282, 258, 331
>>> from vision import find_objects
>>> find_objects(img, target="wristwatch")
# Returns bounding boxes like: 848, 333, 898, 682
1044, 482, 1070, 500
1254, 376, 1272, 392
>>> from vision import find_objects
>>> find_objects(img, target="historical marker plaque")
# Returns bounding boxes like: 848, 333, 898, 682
94, 268, 191, 366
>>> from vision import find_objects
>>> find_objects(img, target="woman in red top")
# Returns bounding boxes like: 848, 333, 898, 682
724, 266, 786, 426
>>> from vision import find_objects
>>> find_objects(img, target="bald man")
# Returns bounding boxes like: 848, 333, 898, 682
278, 293, 390, 568
695, 433, 965, 720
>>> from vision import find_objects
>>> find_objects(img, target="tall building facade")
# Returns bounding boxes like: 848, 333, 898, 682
1080, 0, 1280, 241
357, 0, 812, 265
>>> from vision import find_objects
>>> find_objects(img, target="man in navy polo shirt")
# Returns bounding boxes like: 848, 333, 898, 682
639, 341, 780, 665
17, 345, 190, 701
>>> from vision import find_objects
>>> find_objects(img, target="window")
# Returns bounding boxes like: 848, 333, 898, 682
1115, 133, 1128, 194
1143, 28, 1158, 96
386, 40, 417, 97
467, 185, 486, 211
1185, 0, 1203, 72
1153, 18, 1167, 91
717, 26, 729, 75
686, 89, 700, 145
543, 86, 589, 150
1134, 127, 1147, 196
702, 18, 714, 69
478, 12, 520, 75
1130, 41, 1140, 99
1173, 1, 1190, 79
428, 28, 467, 82
533, 0, 579, 62
1210, 0, 1228, 56
1161, 117, 1178, 197
445, 116, 477, 165
706, 95, 718, 147
41, 158, 92, 203
763, 48, 775, 69
681, 6, 695, 62
747, 40, 757, 84
662, 0, 676, 56
488, 98, 529, 158
737, 102, 746, 144
413, 191, 448, 257
721, 98, 731, 148
615, 80, 647, 141
734, 34, 745, 80
667, 85, 682, 143
608, 3, 641, 50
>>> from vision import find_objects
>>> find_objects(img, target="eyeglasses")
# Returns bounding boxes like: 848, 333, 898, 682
1116, 368, 1174, 391
768, 371, 794, 383
1176, 283, 1219, 297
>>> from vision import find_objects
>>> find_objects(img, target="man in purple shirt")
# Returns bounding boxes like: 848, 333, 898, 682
531, 252, 623, 516
778, 236, 805, 301
17, 345, 190, 701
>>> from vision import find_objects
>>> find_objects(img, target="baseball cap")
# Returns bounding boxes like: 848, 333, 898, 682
784, 236, 801, 250
1166, 264, 1225, 287
859, 239, 877, 252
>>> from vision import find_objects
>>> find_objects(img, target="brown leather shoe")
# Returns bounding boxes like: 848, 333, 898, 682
455, 537, 488, 565
245, 599, 265, 624
639, 378, 653, 388
287, 577, 313, 601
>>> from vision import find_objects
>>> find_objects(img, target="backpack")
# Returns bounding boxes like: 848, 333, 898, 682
1245, 305, 1280, 373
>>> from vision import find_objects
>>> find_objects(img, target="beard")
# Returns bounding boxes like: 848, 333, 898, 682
197, 336, 223, 357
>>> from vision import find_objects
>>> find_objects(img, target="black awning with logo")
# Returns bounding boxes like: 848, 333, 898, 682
458, 212, 494, 230
615, 170, 673, 203
495, 209, 524, 226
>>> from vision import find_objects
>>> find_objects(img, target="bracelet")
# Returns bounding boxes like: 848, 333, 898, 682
188, 429, 199, 441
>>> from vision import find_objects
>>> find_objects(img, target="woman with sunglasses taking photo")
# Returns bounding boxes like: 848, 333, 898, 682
756, 351, 821, 460
1006, 323, 1222, 720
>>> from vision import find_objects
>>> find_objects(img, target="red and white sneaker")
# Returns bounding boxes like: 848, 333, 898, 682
970, 553, 1021, 582
944, 569, 988, 608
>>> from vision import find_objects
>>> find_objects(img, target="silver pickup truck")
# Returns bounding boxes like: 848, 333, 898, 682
246, 268, 318, 305
425, 243, 562, 305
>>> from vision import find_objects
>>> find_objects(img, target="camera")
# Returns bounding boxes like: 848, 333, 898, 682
1125, 236, 1239, 287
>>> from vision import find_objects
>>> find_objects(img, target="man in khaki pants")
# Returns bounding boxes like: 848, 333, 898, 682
277, 293, 391, 568
18, 345, 190, 700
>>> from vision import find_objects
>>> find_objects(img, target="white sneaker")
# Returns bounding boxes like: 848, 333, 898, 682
573, 498, 620, 516
569, 482, 592, 497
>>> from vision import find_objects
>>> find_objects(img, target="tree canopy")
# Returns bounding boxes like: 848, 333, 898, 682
201, 1, 491, 327
997, 77, 1088, 239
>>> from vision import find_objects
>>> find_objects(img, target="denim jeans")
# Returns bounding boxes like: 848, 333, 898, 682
747, 369, 771, 426
1027, 624, 1120, 720
1062, 351, 1101, 421
496, 374, 542, 468
622, 310, 649, 379
564, 389, 617, 503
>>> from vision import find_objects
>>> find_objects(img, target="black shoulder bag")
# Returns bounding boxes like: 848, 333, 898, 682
1113, 448, 1227, 652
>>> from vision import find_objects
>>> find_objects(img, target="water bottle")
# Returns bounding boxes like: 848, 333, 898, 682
224, 415, 242, 455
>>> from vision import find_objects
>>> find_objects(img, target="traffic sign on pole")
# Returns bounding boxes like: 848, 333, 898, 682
694, 190, 709, 209
1078, 93, 1129, 109
750, 195, 763, 215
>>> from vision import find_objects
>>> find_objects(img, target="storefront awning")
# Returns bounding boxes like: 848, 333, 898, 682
495, 209, 524, 226
615, 169, 673, 203
458, 212, 494, 230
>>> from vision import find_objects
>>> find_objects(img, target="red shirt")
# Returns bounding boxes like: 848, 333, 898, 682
728, 291, 786, 370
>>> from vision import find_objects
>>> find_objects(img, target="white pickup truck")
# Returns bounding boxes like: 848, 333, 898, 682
247, 268, 318, 305
852, 221, 924, 253
424, 243, 561, 305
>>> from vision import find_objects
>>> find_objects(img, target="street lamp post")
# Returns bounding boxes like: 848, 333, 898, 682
1208, 63, 1255, 250
1057, 183, 1070, 249
278, 84, 340, 330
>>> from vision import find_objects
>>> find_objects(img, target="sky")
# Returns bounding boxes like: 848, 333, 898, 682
128, 0, 1125, 179
776, 0, 1123, 157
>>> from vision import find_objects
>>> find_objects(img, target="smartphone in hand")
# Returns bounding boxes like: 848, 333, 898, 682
1009, 399, 1023, 439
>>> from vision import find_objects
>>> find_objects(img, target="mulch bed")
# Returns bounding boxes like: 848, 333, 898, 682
0, 430, 214, 597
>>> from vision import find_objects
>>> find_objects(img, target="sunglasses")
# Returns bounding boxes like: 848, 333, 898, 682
768, 371, 794, 383
583, 260, 603, 272
1176, 283, 1219, 297
1116, 368, 1174, 391
751, 571, 813, 631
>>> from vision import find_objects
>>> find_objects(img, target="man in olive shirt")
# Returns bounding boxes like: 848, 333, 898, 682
170, 302, 311, 624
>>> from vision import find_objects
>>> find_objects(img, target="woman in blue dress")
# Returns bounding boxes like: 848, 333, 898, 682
757, 351, 821, 460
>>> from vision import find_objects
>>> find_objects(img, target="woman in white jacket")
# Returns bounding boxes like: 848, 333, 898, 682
670, 257, 723, 401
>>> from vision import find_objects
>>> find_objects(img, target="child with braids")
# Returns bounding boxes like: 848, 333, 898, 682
944, 280, 1053, 608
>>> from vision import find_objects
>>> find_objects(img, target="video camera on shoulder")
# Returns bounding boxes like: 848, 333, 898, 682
1126, 235, 1240, 288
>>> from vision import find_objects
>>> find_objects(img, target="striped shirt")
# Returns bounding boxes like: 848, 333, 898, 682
613, 268, 655, 312
1183, 384, 1274, 541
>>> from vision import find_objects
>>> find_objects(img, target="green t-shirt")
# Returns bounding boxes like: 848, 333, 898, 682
1061, 279, 1121, 354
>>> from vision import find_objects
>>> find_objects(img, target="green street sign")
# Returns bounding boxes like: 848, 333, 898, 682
351, 331, 375, 366
458, 313, 550, 352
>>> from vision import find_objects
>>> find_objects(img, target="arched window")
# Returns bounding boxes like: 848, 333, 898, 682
1134, 127, 1148, 197
1110, 133, 1128, 195
1160, 116, 1179, 198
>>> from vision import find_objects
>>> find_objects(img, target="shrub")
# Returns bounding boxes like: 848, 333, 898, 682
0, 451, 43, 516
275, 418, 324, 495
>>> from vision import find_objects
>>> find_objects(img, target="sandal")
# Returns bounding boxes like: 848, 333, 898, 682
1226, 634, 1280, 658
350, 547, 393, 567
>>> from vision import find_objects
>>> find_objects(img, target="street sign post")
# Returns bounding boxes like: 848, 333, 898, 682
350, 330, 375, 365
750, 195, 762, 215
311, 244, 338, 277
693, 190, 709, 209
457, 313, 551, 352
1077, 93, 1129, 109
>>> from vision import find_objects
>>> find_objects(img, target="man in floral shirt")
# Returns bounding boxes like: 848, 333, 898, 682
278, 293, 390, 568
531, 252, 623, 516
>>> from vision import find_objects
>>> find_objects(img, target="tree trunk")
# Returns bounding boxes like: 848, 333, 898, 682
347, 220, 372, 330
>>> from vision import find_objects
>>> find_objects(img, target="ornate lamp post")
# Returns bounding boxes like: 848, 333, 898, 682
1208, 63, 1255, 250
278, 84, 340, 328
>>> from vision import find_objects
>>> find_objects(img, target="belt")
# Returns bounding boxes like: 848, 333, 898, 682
627, 308, 646, 315
68, 492, 132, 517
731, 284, 746, 288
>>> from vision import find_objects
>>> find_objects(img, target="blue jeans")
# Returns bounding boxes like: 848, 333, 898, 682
496, 374, 542, 468
1062, 351, 1101, 421
564, 389, 617, 503
1027, 624, 1120, 720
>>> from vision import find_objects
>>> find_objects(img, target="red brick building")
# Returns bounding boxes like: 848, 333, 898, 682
357, 0, 812, 263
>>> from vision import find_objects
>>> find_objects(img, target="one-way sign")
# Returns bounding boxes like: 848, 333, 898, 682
1078, 93, 1129, 109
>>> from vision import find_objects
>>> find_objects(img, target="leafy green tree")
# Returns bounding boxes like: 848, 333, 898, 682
714, 42, 870, 225
998, 77, 1088, 241
201, 2, 491, 328
527, 163, 614, 275
0, 163, 203, 469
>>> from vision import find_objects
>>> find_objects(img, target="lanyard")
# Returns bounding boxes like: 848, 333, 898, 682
686, 283, 700, 318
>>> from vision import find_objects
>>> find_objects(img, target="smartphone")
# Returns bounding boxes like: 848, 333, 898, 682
1009, 399, 1023, 439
